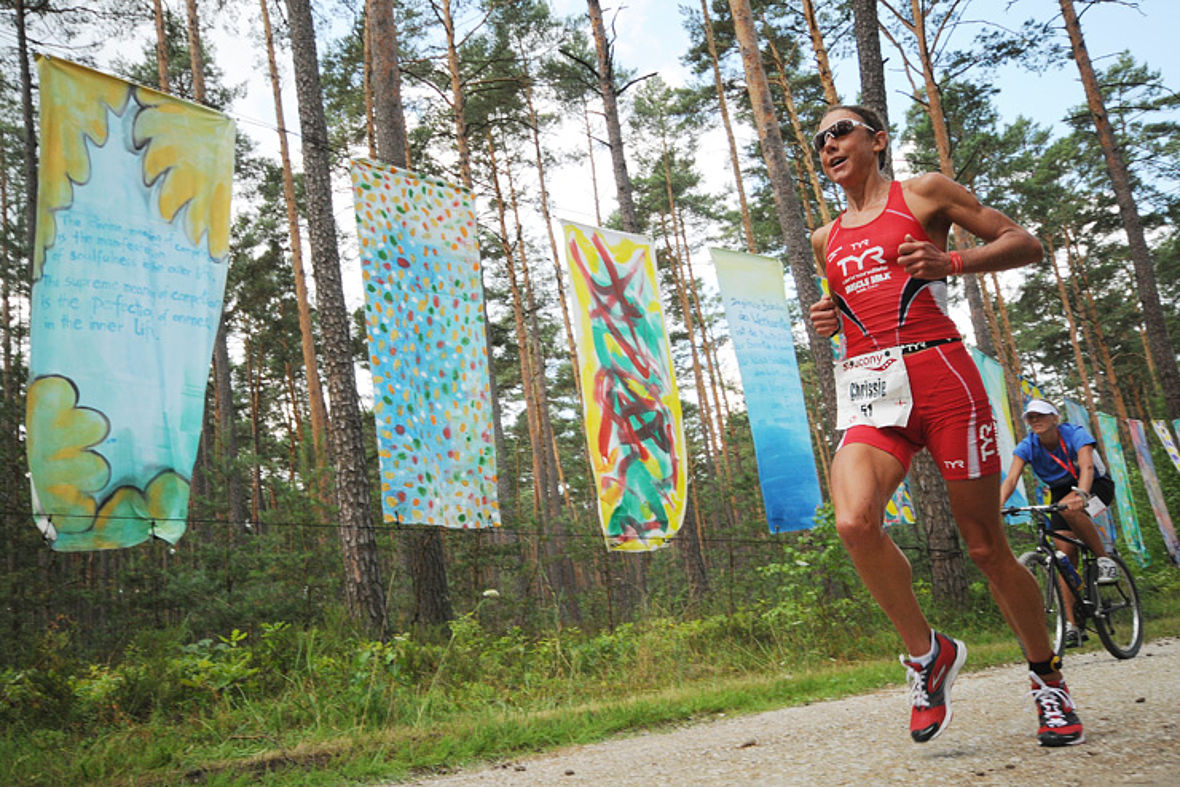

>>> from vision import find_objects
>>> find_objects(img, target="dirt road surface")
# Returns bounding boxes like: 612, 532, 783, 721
410, 636, 1180, 785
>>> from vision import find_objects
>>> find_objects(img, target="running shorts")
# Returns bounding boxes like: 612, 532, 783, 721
1047, 475, 1116, 531
838, 340, 1001, 481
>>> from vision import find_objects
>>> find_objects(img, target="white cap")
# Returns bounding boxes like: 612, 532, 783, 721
1023, 399, 1058, 419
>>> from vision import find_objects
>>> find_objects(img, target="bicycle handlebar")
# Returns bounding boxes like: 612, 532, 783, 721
1001, 503, 1069, 517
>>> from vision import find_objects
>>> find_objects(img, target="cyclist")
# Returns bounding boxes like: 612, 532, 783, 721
1000, 399, 1119, 647
808, 105, 1084, 746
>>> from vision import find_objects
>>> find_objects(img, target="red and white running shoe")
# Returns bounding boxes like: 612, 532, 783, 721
899, 631, 967, 742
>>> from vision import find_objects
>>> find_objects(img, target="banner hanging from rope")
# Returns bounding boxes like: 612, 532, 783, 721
1062, 398, 1116, 549
562, 221, 687, 551
1127, 418, 1180, 565
27, 56, 234, 551
969, 347, 1027, 515
1097, 412, 1149, 565
350, 159, 498, 528
712, 248, 820, 532
1152, 419, 1180, 476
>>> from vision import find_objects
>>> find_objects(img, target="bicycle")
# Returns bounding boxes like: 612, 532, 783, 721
1003, 502, 1144, 659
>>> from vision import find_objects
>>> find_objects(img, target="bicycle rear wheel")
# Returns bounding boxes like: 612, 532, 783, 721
1019, 550, 1066, 657
1091, 552, 1144, 659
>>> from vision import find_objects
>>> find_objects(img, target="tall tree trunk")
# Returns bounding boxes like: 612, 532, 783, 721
800, 0, 839, 104
285, 0, 387, 635
853, 0, 964, 601
372, 0, 451, 628
16, 0, 36, 282
582, 100, 603, 226
586, 0, 639, 232
912, 453, 966, 605
434, 0, 510, 535
182, 0, 243, 527
502, 132, 583, 622
1046, 236, 1100, 441
184, 0, 206, 102
363, 11, 376, 158
1059, 0, 1180, 419
761, 24, 831, 226
699, 0, 756, 252
152, 0, 170, 92
1065, 229, 1130, 427
728, 0, 835, 436
851, 0, 893, 177
260, 0, 329, 473
880, 1, 993, 355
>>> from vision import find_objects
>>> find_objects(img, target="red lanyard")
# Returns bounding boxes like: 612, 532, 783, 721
1045, 436, 1077, 480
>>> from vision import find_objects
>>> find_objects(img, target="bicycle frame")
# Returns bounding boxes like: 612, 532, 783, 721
1003, 503, 1144, 659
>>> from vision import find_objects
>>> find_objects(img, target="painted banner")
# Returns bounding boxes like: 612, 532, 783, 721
27, 57, 234, 551
712, 249, 820, 532
1062, 398, 1091, 433
1153, 419, 1180, 476
1127, 419, 1180, 565
350, 159, 498, 528
884, 481, 916, 526
817, 276, 845, 362
969, 347, 1027, 513
1097, 412, 1149, 565
1062, 398, 1115, 549
562, 221, 687, 551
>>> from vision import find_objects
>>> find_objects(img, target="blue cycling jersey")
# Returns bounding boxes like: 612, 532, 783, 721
1013, 422, 1108, 486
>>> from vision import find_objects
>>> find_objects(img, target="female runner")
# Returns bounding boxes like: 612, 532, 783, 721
808, 105, 1083, 747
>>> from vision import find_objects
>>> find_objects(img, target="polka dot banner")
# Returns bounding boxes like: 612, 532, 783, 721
350, 159, 499, 529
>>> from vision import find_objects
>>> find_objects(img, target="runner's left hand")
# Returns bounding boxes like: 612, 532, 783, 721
898, 234, 952, 279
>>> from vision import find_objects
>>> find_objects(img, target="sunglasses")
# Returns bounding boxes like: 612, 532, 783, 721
812, 118, 876, 154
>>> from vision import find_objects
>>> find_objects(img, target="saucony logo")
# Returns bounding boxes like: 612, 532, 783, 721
930, 663, 948, 692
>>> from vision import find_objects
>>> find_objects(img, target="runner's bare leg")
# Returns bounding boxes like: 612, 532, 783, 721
830, 442, 930, 656
946, 474, 1061, 679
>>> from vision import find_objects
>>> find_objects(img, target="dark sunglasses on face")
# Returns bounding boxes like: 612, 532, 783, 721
812, 118, 876, 154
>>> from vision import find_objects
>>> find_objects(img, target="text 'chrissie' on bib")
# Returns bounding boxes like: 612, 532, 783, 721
835, 346, 913, 430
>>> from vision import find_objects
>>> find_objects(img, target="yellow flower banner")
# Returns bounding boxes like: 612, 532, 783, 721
28, 57, 234, 550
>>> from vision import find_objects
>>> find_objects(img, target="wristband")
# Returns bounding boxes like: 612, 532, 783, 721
1071, 486, 1091, 503
948, 251, 965, 275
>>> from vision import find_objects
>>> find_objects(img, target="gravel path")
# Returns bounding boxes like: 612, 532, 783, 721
410, 636, 1180, 785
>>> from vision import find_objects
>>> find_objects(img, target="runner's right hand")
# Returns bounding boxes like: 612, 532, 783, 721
810, 295, 839, 337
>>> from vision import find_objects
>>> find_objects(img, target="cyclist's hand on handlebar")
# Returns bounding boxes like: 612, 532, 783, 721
1061, 492, 1086, 512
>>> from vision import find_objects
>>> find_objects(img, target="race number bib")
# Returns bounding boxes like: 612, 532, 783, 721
835, 346, 913, 430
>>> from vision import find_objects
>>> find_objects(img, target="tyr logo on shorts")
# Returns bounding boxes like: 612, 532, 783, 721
977, 422, 996, 463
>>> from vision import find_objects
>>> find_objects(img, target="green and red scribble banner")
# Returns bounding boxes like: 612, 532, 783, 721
561, 221, 687, 551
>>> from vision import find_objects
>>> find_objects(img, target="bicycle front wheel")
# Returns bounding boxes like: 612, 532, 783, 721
1019, 550, 1066, 657
1091, 552, 1144, 659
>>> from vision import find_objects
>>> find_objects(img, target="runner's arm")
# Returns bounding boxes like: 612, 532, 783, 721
899, 173, 1043, 279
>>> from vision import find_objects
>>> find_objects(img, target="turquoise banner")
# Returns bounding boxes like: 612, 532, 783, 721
968, 347, 1027, 515
28, 57, 234, 551
350, 159, 498, 528
1097, 412, 1149, 565
1128, 419, 1180, 565
713, 249, 820, 532
1061, 398, 1115, 549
